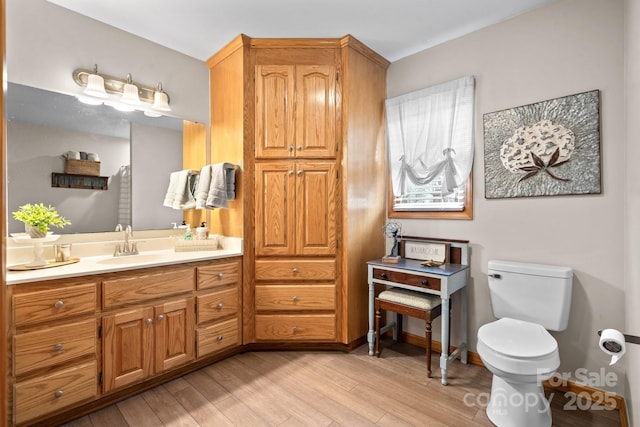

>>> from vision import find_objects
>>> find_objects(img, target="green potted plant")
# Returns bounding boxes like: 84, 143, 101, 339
12, 203, 71, 238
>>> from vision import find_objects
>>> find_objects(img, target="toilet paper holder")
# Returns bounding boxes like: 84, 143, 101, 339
597, 330, 640, 348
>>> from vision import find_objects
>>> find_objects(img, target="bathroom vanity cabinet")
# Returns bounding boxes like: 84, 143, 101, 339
7, 256, 242, 426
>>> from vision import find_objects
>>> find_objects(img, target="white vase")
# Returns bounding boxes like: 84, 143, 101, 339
25, 225, 46, 239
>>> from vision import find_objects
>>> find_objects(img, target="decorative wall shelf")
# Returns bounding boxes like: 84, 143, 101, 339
51, 172, 109, 190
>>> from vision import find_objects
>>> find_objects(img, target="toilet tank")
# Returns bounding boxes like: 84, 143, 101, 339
488, 260, 573, 331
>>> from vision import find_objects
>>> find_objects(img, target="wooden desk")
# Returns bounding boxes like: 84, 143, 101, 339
367, 258, 469, 385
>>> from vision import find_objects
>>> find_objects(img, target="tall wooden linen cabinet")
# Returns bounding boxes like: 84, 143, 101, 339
206, 35, 389, 347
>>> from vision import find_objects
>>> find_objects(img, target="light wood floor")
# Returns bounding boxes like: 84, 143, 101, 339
61, 341, 620, 427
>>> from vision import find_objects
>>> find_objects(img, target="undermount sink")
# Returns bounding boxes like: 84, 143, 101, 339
96, 253, 168, 265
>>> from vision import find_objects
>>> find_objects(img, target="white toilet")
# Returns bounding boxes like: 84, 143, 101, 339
477, 260, 573, 427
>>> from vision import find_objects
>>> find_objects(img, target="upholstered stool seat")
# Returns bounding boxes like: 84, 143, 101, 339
375, 288, 442, 377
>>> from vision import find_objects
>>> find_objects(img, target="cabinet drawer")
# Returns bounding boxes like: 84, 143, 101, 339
197, 317, 239, 357
255, 259, 335, 281
13, 283, 97, 327
103, 268, 194, 308
15, 360, 97, 425
255, 314, 336, 341
197, 288, 238, 324
372, 268, 441, 292
255, 285, 335, 311
197, 260, 240, 290
14, 319, 96, 376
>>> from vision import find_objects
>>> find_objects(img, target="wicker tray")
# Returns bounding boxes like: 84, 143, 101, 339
65, 159, 100, 176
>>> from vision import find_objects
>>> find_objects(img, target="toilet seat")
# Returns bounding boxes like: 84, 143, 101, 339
477, 318, 560, 375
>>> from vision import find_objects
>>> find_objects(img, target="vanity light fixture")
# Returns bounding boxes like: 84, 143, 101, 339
151, 82, 171, 112
72, 67, 171, 116
83, 65, 108, 99
121, 74, 141, 106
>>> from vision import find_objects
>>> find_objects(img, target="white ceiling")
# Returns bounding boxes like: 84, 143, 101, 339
47, 0, 555, 62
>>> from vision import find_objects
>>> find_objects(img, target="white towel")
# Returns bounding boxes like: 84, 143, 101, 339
225, 164, 236, 200
118, 165, 131, 225
194, 165, 212, 209
163, 170, 197, 210
203, 163, 237, 208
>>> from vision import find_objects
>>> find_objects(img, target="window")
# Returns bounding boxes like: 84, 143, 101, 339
385, 76, 475, 219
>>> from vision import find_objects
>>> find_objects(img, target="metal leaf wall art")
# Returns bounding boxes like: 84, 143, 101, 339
484, 90, 601, 199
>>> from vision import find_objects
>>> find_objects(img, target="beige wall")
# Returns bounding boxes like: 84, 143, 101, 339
6, 0, 209, 124
625, 0, 640, 421
387, 0, 627, 395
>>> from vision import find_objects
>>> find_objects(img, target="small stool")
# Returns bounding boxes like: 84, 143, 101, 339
375, 288, 442, 378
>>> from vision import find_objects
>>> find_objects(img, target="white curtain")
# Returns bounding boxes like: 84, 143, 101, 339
386, 76, 475, 198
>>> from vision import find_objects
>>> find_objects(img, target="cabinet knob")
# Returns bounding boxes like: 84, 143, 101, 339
297, 146, 302, 151
54, 300, 64, 308
146, 318, 153, 325
289, 145, 294, 152
218, 272, 224, 279
297, 170, 303, 176
55, 390, 64, 398
421, 280, 428, 286
292, 268, 299, 274
293, 296, 299, 303
217, 303, 224, 310
289, 170, 294, 175
54, 343, 63, 351
292, 326, 298, 332
217, 335, 223, 342
380, 273, 387, 279
157, 314, 164, 322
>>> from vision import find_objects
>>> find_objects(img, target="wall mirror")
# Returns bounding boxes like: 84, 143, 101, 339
6, 82, 186, 234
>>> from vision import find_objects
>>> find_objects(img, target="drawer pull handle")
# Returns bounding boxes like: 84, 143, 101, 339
55, 390, 63, 398
217, 303, 224, 310
293, 296, 299, 303
54, 343, 63, 351
292, 326, 298, 332
218, 273, 224, 279
157, 314, 164, 322
380, 273, 387, 279
421, 280, 428, 285
217, 335, 223, 342
146, 318, 153, 325
292, 268, 299, 274
54, 300, 64, 308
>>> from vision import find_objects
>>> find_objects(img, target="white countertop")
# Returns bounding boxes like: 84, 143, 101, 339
6, 234, 243, 285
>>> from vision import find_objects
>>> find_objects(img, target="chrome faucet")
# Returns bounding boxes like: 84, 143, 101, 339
114, 224, 138, 256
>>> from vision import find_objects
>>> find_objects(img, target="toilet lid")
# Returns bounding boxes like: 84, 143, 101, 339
478, 318, 557, 358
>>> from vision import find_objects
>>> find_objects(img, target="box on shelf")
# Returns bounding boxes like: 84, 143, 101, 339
64, 159, 100, 176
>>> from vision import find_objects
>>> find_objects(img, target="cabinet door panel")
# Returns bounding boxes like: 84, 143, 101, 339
296, 162, 337, 255
255, 65, 295, 158
155, 298, 195, 373
295, 65, 337, 157
255, 162, 296, 255
102, 307, 153, 393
